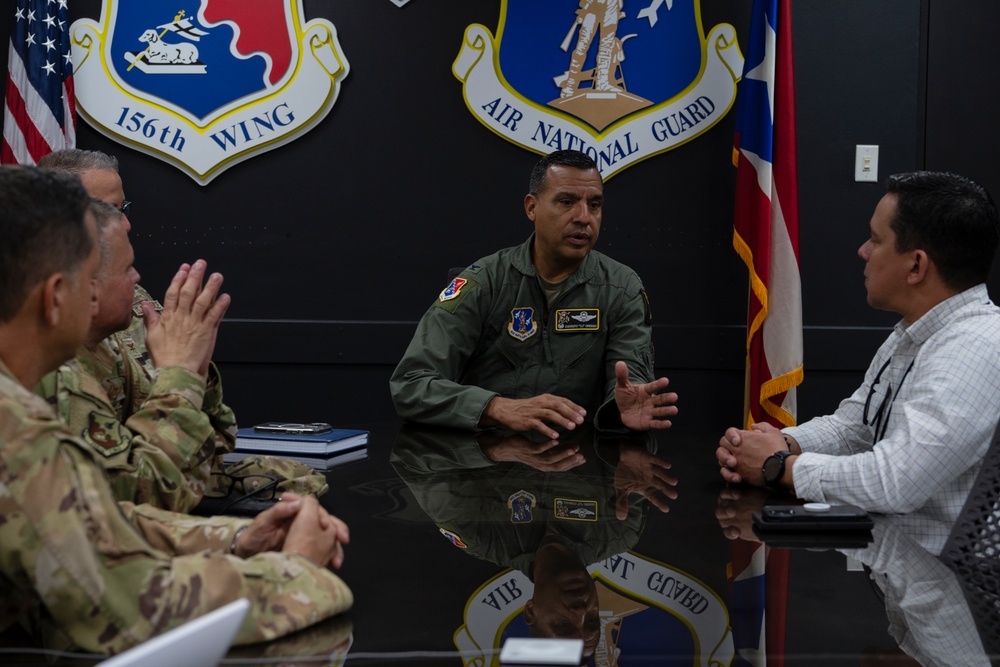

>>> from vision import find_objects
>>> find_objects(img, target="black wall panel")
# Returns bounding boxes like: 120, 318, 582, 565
3, 1, 997, 427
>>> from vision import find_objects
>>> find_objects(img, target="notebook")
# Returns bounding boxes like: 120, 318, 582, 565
96, 598, 249, 667
223, 445, 369, 470
234, 427, 369, 455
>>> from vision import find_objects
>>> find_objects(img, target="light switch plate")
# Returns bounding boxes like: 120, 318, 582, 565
855, 144, 879, 182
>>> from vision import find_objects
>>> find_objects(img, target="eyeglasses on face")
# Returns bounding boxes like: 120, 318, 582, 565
120, 201, 132, 216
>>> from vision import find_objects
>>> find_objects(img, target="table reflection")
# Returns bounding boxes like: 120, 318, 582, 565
390, 423, 737, 665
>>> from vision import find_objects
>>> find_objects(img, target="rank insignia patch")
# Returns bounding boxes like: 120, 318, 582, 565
453, 1, 744, 179
508, 308, 538, 341
71, 1, 350, 185
555, 308, 600, 332
507, 489, 536, 523
554, 497, 598, 521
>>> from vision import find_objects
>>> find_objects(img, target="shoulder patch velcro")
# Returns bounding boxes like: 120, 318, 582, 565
434, 276, 478, 313
82, 412, 132, 457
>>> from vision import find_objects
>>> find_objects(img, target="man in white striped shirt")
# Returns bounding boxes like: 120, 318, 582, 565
717, 171, 1000, 553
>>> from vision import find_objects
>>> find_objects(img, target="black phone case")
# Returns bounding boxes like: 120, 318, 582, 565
752, 504, 874, 531
751, 525, 873, 549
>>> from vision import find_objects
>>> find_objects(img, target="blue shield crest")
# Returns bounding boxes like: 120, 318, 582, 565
454, 1, 744, 178
72, 1, 350, 184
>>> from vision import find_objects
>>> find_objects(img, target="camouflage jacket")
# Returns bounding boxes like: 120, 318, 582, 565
36, 339, 217, 513
115, 284, 237, 457
34, 284, 238, 512
0, 360, 352, 653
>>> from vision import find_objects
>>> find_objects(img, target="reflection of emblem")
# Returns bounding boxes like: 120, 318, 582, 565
454, 1, 744, 179
454, 551, 734, 665
439, 528, 468, 549
507, 489, 536, 523
71, 1, 350, 184
554, 308, 601, 331
508, 308, 538, 341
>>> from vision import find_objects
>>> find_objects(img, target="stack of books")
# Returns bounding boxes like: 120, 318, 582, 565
224, 426, 369, 470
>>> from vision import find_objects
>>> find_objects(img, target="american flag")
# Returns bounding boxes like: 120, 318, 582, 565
2, 0, 76, 165
732, 0, 802, 430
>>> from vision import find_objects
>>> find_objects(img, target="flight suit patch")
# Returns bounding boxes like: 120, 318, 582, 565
554, 308, 601, 332
554, 498, 598, 521
435, 276, 477, 313
507, 490, 536, 523
82, 412, 132, 457
439, 528, 468, 548
508, 308, 538, 341
439, 277, 467, 301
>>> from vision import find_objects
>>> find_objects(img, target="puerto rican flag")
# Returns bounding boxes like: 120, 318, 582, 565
2, 0, 76, 164
732, 0, 802, 430
729, 1, 798, 664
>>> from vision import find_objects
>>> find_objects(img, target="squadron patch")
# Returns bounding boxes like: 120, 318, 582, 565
83, 412, 132, 457
439, 277, 468, 301
555, 308, 601, 332
439, 528, 468, 549
507, 489, 537, 523
435, 276, 476, 313
508, 308, 538, 341
554, 498, 598, 521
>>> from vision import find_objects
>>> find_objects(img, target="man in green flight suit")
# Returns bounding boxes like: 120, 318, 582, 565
0, 166, 352, 653
390, 150, 678, 437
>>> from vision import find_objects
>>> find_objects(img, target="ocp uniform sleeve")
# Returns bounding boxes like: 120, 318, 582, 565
41, 358, 218, 513
0, 422, 351, 653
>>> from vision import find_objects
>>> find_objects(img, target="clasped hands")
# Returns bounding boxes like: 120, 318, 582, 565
716, 422, 796, 487
234, 493, 350, 570
481, 361, 678, 439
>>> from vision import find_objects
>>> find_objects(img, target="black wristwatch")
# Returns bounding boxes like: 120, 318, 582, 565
762, 449, 792, 488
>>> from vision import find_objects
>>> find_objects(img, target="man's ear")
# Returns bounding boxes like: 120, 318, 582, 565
523, 598, 536, 626
524, 194, 537, 222
907, 249, 930, 285
41, 273, 67, 326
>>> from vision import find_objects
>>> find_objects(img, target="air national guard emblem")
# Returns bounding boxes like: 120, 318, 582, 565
454, 1, 744, 178
70, 1, 350, 185
507, 490, 536, 523
508, 308, 538, 341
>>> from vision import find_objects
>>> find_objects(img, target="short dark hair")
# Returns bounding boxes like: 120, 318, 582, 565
528, 150, 601, 196
886, 171, 1000, 291
0, 166, 93, 322
37, 148, 119, 175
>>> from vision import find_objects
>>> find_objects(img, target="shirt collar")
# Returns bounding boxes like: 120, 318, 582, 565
894, 283, 992, 345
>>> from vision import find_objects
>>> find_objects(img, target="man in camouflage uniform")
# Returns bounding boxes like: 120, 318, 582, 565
36, 150, 325, 510
0, 166, 352, 653
33, 201, 218, 511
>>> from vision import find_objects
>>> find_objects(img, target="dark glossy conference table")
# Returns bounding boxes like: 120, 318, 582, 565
2, 418, 996, 666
